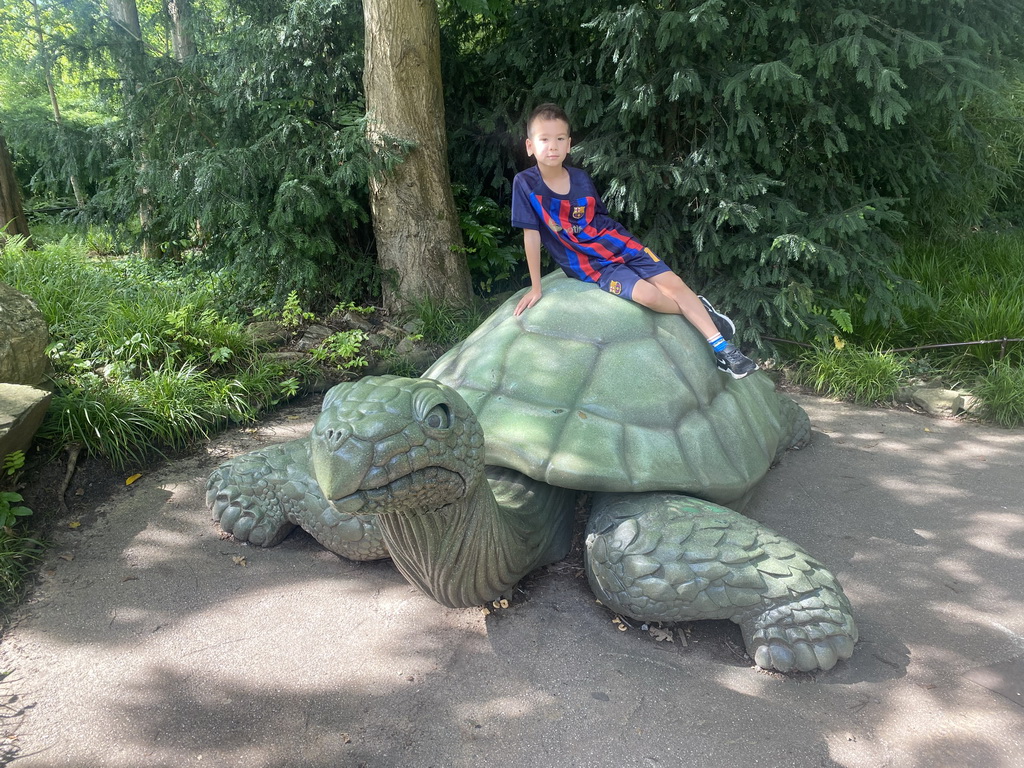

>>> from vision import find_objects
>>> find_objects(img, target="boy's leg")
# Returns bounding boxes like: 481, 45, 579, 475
645, 271, 722, 339
697, 295, 735, 341
633, 271, 759, 379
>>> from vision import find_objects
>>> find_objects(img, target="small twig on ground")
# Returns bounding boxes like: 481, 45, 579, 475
57, 443, 82, 514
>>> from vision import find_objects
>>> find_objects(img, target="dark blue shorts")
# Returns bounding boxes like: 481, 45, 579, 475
594, 246, 672, 300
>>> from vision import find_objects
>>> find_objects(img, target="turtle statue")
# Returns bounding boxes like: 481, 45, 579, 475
207, 272, 857, 673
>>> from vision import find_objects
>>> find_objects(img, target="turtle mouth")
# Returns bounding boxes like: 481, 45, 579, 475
328, 466, 467, 517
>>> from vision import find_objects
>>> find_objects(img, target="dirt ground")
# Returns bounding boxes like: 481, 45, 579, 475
2, 392, 1023, 767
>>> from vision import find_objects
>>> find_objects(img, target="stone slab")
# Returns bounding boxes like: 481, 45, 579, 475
0, 382, 52, 461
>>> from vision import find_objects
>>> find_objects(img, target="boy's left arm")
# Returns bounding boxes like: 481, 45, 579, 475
514, 228, 543, 316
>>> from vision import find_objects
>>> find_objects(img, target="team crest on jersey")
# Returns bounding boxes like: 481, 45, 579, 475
571, 205, 586, 220
609, 280, 623, 295
645, 247, 661, 262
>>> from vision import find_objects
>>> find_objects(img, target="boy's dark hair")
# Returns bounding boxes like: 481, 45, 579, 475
527, 103, 571, 136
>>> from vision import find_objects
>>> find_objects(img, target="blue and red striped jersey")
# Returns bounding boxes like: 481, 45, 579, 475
511, 166, 648, 282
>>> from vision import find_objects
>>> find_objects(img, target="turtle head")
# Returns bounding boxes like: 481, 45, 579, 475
310, 376, 485, 517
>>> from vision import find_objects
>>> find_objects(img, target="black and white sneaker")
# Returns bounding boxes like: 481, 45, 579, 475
715, 343, 759, 379
698, 295, 735, 341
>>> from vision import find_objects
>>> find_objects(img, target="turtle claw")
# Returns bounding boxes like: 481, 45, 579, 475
743, 598, 858, 673
207, 460, 296, 548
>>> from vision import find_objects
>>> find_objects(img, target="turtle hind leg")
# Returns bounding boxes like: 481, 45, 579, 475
585, 492, 857, 673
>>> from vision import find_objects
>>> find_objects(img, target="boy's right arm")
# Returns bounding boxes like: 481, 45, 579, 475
514, 229, 543, 316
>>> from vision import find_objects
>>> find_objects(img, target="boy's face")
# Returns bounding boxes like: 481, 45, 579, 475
526, 117, 571, 170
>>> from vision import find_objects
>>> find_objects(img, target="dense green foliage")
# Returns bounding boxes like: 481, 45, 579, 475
443, 0, 1024, 342
2, 0, 387, 309
2, 0, 1023, 335
133, 0, 387, 308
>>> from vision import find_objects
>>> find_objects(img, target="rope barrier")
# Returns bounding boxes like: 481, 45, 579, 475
763, 336, 1024, 360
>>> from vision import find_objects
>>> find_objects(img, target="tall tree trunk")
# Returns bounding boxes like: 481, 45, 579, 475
30, 0, 85, 208
0, 134, 33, 247
107, 0, 156, 258
363, 0, 472, 312
166, 0, 196, 62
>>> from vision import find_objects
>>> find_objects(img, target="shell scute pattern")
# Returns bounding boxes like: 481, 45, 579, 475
426, 274, 790, 505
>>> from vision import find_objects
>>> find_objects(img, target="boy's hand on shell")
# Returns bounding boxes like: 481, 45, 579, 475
514, 289, 542, 316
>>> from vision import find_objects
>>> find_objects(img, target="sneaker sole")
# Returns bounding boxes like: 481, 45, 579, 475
716, 361, 759, 379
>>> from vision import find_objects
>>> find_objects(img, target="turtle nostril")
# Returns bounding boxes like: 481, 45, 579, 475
320, 424, 353, 450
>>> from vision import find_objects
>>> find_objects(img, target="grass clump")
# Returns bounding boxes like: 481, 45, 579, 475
405, 295, 489, 347
974, 362, 1024, 428
0, 526, 43, 606
0, 452, 43, 607
791, 345, 909, 405
880, 232, 1024, 367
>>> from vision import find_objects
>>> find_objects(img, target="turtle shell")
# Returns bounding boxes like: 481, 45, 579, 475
425, 272, 795, 505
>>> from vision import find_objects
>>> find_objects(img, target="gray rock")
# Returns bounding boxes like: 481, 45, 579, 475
295, 325, 333, 352
0, 282, 49, 386
337, 311, 375, 332
0, 383, 51, 462
245, 321, 291, 348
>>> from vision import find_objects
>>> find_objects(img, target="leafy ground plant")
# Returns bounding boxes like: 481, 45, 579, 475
310, 330, 368, 371
0, 525, 42, 606
0, 492, 31, 529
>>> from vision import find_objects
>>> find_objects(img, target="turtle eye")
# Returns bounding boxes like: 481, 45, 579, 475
424, 403, 452, 430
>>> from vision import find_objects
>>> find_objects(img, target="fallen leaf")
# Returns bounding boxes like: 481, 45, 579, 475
232, 556, 247, 566
74, 488, 84, 496
125, 473, 142, 485
58, 553, 74, 561
287, 415, 301, 420
649, 627, 674, 642
68, 521, 81, 529
122, 575, 138, 582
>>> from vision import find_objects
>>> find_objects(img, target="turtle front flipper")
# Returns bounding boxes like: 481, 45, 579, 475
585, 492, 857, 673
207, 439, 388, 561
